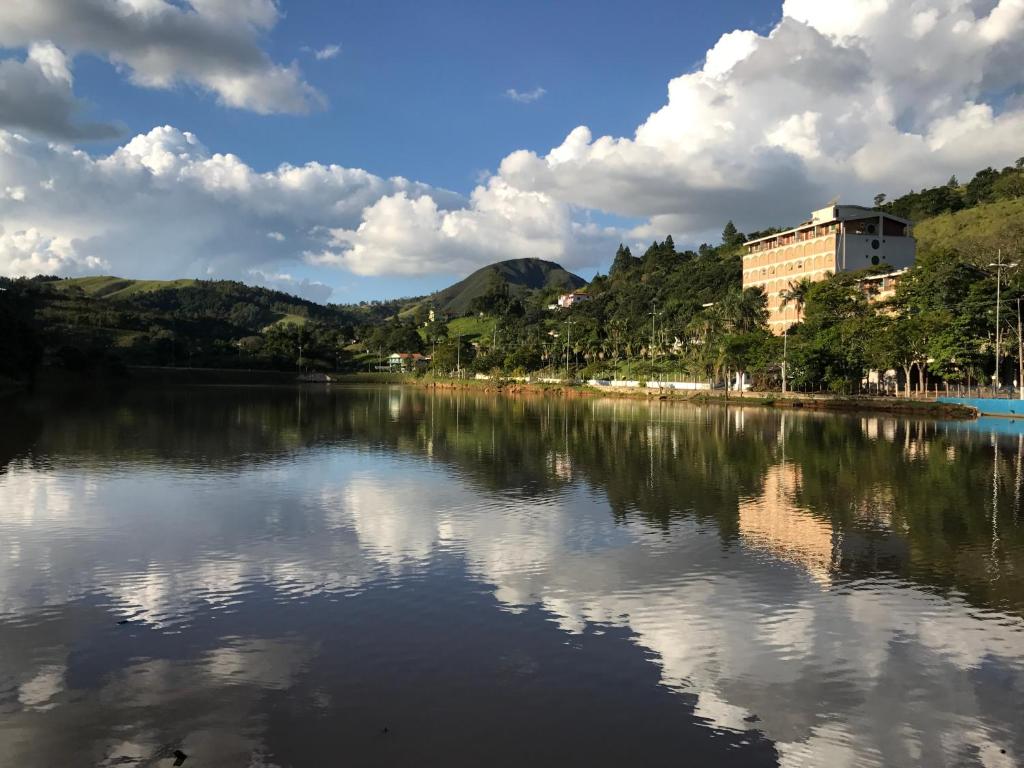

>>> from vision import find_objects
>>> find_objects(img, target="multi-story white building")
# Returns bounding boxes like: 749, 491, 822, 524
743, 205, 916, 333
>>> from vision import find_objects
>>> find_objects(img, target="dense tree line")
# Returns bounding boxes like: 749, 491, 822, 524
0, 279, 43, 385
878, 157, 1024, 222
4, 156, 1023, 390
0, 278, 366, 376
423, 156, 1024, 392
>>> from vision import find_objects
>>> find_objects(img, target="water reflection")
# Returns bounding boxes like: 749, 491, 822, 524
0, 386, 1022, 766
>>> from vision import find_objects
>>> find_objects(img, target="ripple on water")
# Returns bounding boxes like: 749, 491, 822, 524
1, 389, 1023, 766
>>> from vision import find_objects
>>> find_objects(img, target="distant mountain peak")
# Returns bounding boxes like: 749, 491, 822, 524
427, 258, 585, 316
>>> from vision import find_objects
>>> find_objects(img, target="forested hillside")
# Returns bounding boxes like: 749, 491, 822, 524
0, 276, 409, 376
2, 155, 1022, 389
420, 156, 1024, 388
416, 258, 585, 316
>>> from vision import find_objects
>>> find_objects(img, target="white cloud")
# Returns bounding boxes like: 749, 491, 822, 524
0, 225, 109, 277
3, 0, 1024, 288
494, 0, 1024, 239
505, 87, 547, 104
0, 43, 119, 140
247, 268, 333, 303
0, 124, 606, 290
315, 177, 610, 276
313, 44, 341, 61
0, 0, 322, 115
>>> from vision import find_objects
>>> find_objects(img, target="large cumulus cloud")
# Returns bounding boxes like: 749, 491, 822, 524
0, 0, 321, 117
498, 0, 1024, 240
0, 125, 607, 291
0, 43, 119, 141
2, 0, 1024, 290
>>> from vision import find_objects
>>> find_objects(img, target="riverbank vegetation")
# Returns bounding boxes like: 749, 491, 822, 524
2, 156, 1022, 391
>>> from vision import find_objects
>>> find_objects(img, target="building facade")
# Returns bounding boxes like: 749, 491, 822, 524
742, 205, 916, 333
556, 292, 590, 309
388, 352, 430, 371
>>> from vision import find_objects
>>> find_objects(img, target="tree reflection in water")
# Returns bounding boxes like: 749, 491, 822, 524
0, 385, 1021, 766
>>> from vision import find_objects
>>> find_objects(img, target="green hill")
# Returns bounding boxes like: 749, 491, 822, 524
424, 258, 585, 316
49, 275, 407, 332
56, 276, 200, 299
913, 197, 1024, 260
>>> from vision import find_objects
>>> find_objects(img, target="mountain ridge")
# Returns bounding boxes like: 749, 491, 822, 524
51, 257, 587, 317
421, 258, 586, 317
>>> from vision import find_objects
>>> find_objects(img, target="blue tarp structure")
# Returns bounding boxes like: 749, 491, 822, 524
938, 397, 1024, 417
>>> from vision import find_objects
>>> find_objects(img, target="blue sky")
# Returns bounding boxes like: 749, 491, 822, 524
1, 0, 1021, 302
79, 0, 780, 188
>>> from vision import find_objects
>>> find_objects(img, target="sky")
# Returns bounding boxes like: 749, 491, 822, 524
0, 0, 1022, 303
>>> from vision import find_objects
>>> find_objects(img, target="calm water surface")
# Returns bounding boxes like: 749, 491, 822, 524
1, 385, 1022, 766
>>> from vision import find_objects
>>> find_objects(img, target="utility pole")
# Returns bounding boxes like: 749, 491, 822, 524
456, 334, 462, 378
782, 325, 788, 394
565, 319, 575, 379
1018, 298, 1023, 401
650, 300, 658, 364
996, 250, 1003, 390
990, 250, 1019, 391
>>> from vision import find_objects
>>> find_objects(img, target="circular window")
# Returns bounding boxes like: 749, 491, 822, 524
867, 224, 877, 234
871, 255, 880, 265
871, 239, 880, 249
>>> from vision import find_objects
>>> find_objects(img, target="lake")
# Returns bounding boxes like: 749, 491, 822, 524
0, 385, 1022, 766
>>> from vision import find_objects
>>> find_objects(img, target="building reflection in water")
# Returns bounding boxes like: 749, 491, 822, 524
0, 388, 1022, 767
738, 462, 840, 587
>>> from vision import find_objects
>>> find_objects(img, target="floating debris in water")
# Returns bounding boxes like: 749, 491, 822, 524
172, 750, 188, 765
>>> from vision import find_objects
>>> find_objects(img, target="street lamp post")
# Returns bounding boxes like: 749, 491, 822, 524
782, 325, 788, 394
565, 319, 576, 380
1018, 298, 1023, 401
649, 301, 658, 362
649, 301, 663, 383
989, 250, 1019, 392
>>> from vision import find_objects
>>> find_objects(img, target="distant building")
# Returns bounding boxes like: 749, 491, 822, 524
556, 291, 590, 309
743, 204, 916, 333
858, 269, 908, 304
388, 352, 430, 371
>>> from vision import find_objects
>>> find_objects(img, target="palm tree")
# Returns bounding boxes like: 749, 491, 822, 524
780, 277, 813, 325
714, 287, 769, 334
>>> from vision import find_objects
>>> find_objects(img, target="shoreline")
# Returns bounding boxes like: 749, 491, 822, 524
414, 376, 978, 419
13, 366, 980, 420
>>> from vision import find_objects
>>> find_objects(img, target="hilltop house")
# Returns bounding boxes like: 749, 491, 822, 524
388, 352, 430, 371
743, 204, 916, 333
556, 291, 590, 309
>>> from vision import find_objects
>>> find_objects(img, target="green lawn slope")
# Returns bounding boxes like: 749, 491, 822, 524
914, 197, 1024, 257
56, 276, 199, 299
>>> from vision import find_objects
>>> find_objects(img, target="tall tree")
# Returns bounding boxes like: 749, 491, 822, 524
722, 221, 745, 249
